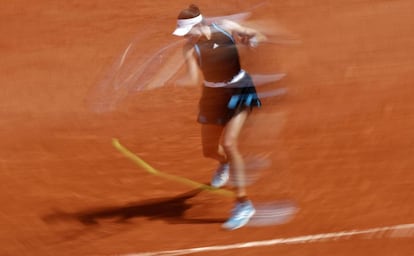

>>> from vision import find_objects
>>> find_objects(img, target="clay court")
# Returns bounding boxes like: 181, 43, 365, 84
1, 0, 413, 255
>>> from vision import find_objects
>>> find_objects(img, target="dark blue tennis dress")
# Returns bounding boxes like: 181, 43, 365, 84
193, 23, 261, 125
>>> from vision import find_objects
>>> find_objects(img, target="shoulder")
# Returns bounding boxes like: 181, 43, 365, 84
216, 19, 244, 33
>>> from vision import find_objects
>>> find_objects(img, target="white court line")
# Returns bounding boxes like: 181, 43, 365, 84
118, 223, 414, 256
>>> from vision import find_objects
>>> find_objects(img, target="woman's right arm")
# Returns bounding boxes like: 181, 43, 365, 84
175, 43, 202, 86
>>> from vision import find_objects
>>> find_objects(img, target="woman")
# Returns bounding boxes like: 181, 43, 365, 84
172, 4, 265, 230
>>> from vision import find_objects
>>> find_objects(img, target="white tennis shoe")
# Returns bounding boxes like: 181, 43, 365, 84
210, 163, 230, 188
222, 200, 256, 230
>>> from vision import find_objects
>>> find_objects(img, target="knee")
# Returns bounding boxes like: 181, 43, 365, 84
222, 138, 238, 154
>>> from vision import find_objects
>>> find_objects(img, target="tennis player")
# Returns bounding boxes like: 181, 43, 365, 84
172, 4, 266, 230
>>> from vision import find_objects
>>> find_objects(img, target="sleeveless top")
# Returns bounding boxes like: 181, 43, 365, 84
193, 23, 242, 83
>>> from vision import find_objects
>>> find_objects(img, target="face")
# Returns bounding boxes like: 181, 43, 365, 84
187, 25, 201, 36
184, 24, 204, 42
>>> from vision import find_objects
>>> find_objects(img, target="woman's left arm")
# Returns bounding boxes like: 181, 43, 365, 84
221, 19, 267, 47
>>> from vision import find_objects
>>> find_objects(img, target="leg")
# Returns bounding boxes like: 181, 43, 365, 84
222, 109, 249, 199
221, 109, 256, 230
201, 124, 227, 163
201, 124, 230, 188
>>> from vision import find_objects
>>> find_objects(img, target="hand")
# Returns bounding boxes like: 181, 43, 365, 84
248, 36, 258, 48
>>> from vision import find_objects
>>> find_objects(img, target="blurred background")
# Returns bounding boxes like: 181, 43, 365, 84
1, 0, 413, 255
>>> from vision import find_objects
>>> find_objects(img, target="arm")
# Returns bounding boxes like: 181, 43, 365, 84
175, 42, 202, 86
220, 19, 267, 47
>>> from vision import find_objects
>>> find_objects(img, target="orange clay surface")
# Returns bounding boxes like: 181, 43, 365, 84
1, 0, 414, 255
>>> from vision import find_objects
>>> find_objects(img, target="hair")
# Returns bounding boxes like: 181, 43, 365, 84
177, 4, 201, 19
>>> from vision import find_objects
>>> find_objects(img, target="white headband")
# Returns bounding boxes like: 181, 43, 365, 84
177, 14, 203, 27
172, 14, 203, 36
